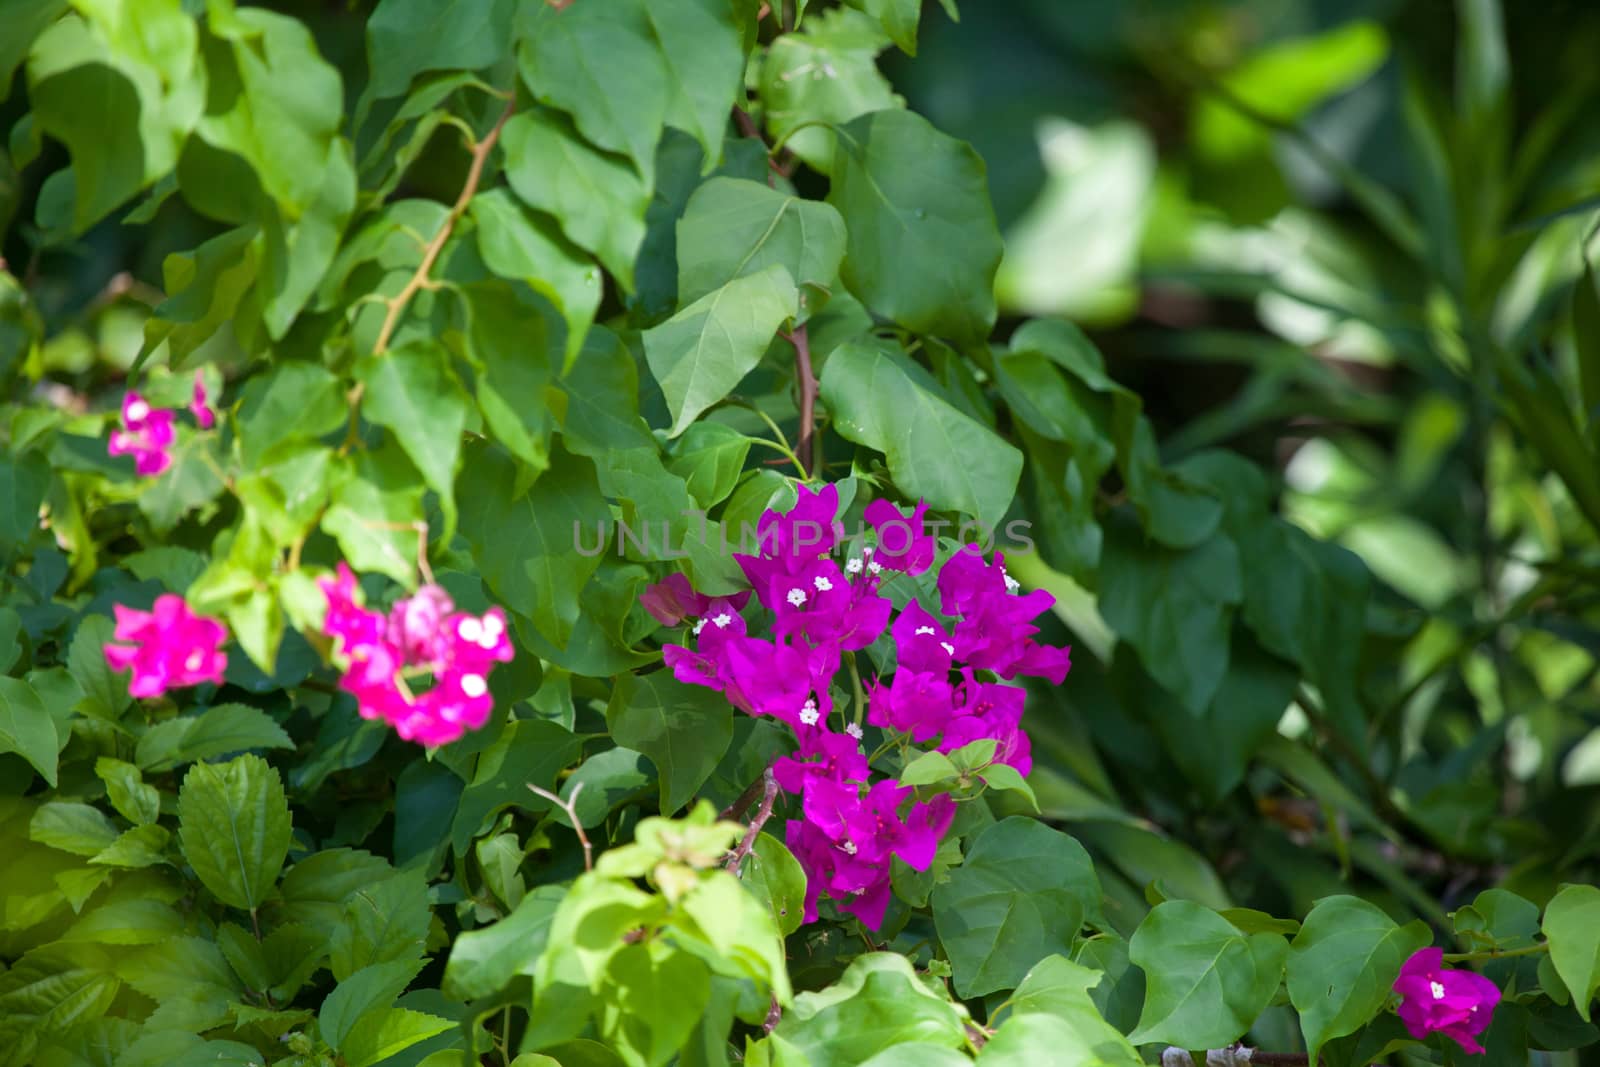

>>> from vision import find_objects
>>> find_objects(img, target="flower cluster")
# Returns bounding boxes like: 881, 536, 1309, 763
644, 485, 1071, 928
1392, 948, 1502, 1054
318, 565, 514, 747
103, 595, 229, 698
106, 372, 216, 476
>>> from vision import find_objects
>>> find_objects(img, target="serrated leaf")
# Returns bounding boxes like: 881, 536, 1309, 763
329, 868, 432, 981
643, 262, 799, 436
342, 1007, 455, 1067
177, 754, 293, 911
136, 703, 294, 772
320, 957, 427, 1050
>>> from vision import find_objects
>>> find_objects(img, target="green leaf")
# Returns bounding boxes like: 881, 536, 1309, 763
844, 0, 921, 55
442, 883, 566, 1001
91, 823, 172, 868
776, 953, 966, 1065
1098, 508, 1241, 714
0, 676, 58, 786
1544, 884, 1600, 1022
137, 431, 227, 532
760, 9, 900, 176
741, 832, 808, 938
931, 817, 1101, 998
606, 671, 734, 814
323, 444, 427, 586
58, 899, 185, 946
237, 361, 349, 466
471, 188, 600, 371
516, 0, 744, 178
459, 442, 609, 649
319, 958, 427, 1050
30, 801, 119, 856
0, 0, 65, 104
177, 753, 294, 911
94, 757, 160, 826
366, 0, 514, 98
341, 1007, 455, 1067
329, 868, 433, 981
358, 340, 470, 532
136, 703, 294, 772
143, 225, 259, 364
643, 262, 800, 436
676, 177, 847, 309
0, 447, 48, 553
667, 423, 753, 509
1126, 900, 1287, 1049
598, 941, 713, 1067
1287, 895, 1431, 1063
502, 108, 650, 291
449, 719, 585, 853
458, 278, 560, 483
1575, 261, 1600, 444
820, 338, 1023, 530
900, 750, 959, 787
828, 109, 1002, 346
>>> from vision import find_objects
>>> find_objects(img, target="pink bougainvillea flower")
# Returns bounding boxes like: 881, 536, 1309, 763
645, 487, 1070, 930
317, 565, 514, 747
189, 371, 216, 429
107, 392, 176, 476
1393, 948, 1502, 1054
102, 595, 228, 698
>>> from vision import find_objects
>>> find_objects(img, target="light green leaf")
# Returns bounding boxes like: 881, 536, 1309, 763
1544, 884, 1600, 1022
741, 832, 808, 938
828, 109, 1001, 346
58, 898, 185, 946
598, 941, 713, 1067
30, 801, 118, 856
760, 9, 901, 176
442, 883, 566, 1001
237, 361, 349, 466
322, 444, 426, 586
0, 447, 49, 553
1287, 895, 1430, 1063
516, 0, 744, 177
143, 225, 259, 365
358, 341, 469, 531
1126, 900, 1287, 1049
776, 953, 966, 1065
458, 278, 560, 483
136, 703, 294, 772
91, 823, 172, 868
448, 719, 585, 852
366, 0, 514, 98
676, 177, 847, 308
932, 817, 1102, 998
94, 757, 160, 826
644, 262, 799, 436
177, 753, 294, 911
0, 676, 58, 786
502, 108, 650, 291
341, 1007, 455, 1067
329, 868, 433, 981
471, 188, 600, 371
901, 750, 959, 786
606, 671, 734, 814
319, 958, 427, 1051
667, 422, 753, 509
844, 0, 921, 55
820, 338, 1023, 530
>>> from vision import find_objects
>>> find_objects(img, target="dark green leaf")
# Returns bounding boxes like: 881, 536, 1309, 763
676, 177, 847, 308
606, 671, 735, 814
136, 703, 294, 772
177, 754, 294, 911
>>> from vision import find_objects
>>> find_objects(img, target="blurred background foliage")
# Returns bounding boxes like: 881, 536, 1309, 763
7, 0, 1600, 1027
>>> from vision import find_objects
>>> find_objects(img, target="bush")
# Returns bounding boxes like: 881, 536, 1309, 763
3, 1, 1600, 1065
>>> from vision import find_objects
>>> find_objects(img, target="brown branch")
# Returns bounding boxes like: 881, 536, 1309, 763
529, 782, 592, 872
762, 995, 782, 1034
724, 768, 779, 874
371, 96, 517, 357
782, 325, 817, 476
720, 774, 769, 821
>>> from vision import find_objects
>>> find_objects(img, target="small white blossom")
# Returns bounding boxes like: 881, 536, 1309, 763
845, 558, 864, 574
693, 618, 707, 635
915, 626, 936, 636
460, 673, 488, 699
841, 840, 857, 855
867, 561, 883, 575
712, 612, 733, 628
845, 722, 863, 740
813, 575, 833, 592
799, 706, 820, 726
786, 588, 807, 607
1430, 981, 1446, 1001
940, 642, 955, 656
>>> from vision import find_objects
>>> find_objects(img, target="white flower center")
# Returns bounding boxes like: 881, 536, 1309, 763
845, 558, 863, 574
1430, 981, 1445, 1001
184, 650, 204, 671
845, 722, 863, 740
867, 561, 882, 575
841, 840, 857, 855
460, 673, 488, 699
712, 612, 732, 628
1004, 575, 1021, 593
126, 400, 150, 422
813, 575, 833, 592
799, 706, 820, 726
940, 642, 955, 656
693, 618, 707, 635
786, 588, 807, 607
458, 617, 484, 643
915, 626, 936, 636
